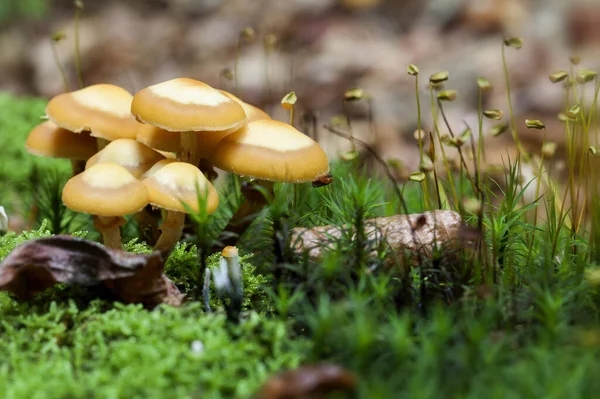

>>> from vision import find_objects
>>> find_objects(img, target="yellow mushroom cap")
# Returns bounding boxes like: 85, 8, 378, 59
62, 163, 149, 216
45, 84, 140, 141
219, 91, 271, 123
85, 139, 166, 178
131, 78, 246, 132
194, 91, 272, 159
142, 162, 219, 213
136, 124, 181, 153
221, 245, 239, 258
211, 120, 330, 182
25, 120, 97, 160
141, 158, 177, 179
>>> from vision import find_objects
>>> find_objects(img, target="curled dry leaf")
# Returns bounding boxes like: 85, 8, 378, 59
0, 235, 183, 307
291, 210, 478, 269
256, 364, 357, 399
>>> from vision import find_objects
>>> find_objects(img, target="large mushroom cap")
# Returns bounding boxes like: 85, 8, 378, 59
211, 120, 330, 182
45, 84, 140, 141
25, 121, 97, 160
85, 139, 165, 178
194, 91, 272, 159
62, 163, 149, 216
131, 78, 246, 132
142, 162, 219, 213
136, 124, 181, 153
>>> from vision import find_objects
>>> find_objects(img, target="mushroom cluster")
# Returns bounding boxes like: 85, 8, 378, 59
25, 78, 331, 253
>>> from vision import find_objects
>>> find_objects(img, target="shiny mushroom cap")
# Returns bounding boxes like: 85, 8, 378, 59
62, 162, 149, 216
142, 162, 219, 213
25, 120, 97, 160
131, 78, 246, 132
85, 139, 166, 178
45, 84, 140, 141
211, 120, 330, 182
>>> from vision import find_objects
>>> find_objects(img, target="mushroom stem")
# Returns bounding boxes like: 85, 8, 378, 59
134, 205, 161, 246
179, 131, 199, 165
70, 159, 86, 176
155, 210, 186, 254
93, 215, 125, 249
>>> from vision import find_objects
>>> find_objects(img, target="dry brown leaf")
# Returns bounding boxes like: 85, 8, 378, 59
0, 235, 183, 307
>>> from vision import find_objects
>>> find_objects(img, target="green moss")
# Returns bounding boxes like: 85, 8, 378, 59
0, 297, 307, 398
0, 93, 70, 214
0, 220, 52, 260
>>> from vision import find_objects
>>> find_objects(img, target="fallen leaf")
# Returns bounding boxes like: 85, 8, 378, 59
0, 235, 183, 307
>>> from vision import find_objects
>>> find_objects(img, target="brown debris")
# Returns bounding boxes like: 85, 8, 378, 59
256, 363, 357, 399
291, 210, 475, 268
0, 235, 183, 307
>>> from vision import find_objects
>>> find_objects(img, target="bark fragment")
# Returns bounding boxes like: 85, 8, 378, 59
290, 210, 476, 268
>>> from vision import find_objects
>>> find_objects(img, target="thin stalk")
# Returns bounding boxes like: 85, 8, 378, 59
477, 87, 486, 163
430, 86, 457, 207
414, 74, 431, 209
501, 43, 520, 149
74, 0, 84, 89
234, 40, 241, 97
155, 211, 186, 255
50, 40, 69, 92
437, 98, 476, 192
343, 100, 356, 153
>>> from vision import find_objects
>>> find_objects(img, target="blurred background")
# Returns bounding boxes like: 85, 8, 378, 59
1, 0, 599, 172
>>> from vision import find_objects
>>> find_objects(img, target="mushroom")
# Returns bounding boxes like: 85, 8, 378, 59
211, 119, 330, 240
141, 159, 178, 179
142, 162, 219, 253
45, 83, 141, 150
136, 124, 180, 154
85, 140, 168, 245
85, 139, 166, 178
211, 119, 330, 183
131, 78, 246, 166
62, 163, 149, 249
193, 90, 272, 161
25, 120, 97, 175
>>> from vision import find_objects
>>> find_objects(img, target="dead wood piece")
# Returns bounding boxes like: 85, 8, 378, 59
291, 210, 475, 268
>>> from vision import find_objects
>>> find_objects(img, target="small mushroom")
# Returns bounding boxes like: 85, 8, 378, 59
25, 120, 97, 175
142, 162, 219, 254
85, 139, 166, 178
62, 163, 149, 249
45, 83, 141, 150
